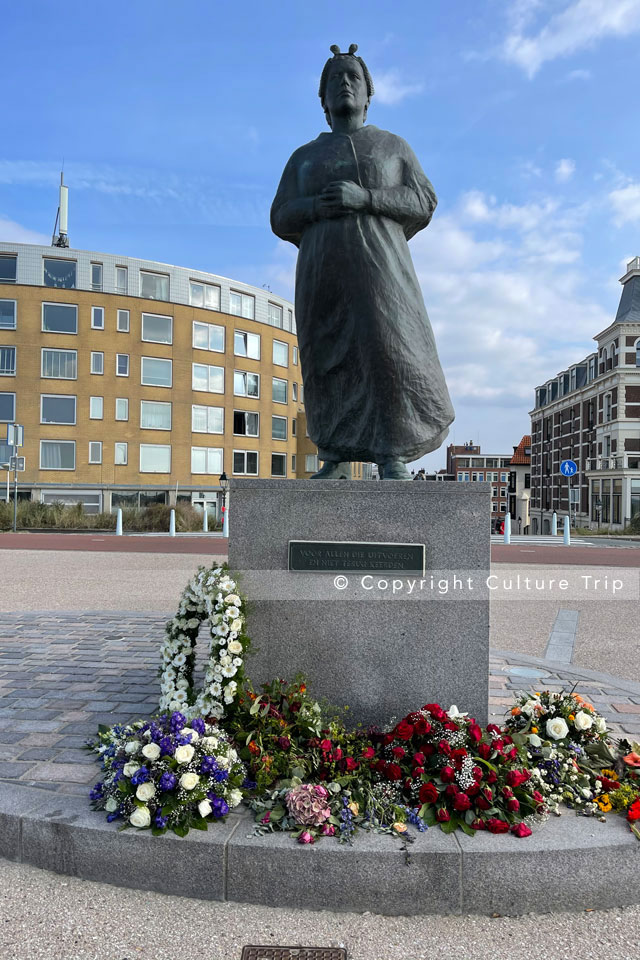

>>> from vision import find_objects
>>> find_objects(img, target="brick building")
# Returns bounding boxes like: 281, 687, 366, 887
529, 257, 640, 533
507, 434, 531, 534
446, 442, 513, 529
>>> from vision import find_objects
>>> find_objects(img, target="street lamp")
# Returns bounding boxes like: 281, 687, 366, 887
219, 471, 229, 538
594, 496, 602, 531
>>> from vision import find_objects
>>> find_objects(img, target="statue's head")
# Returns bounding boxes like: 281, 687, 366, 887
319, 44, 374, 129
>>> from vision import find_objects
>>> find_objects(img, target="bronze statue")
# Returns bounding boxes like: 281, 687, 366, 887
271, 44, 454, 480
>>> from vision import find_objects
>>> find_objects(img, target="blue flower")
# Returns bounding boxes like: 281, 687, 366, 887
169, 711, 186, 733
131, 766, 150, 786
191, 718, 206, 736
158, 771, 177, 792
154, 812, 169, 829
159, 737, 174, 757
404, 806, 428, 832
210, 796, 229, 818
106, 810, 121, 823
89, 782, 104, 802
242, 778, 257, 791
200, 756, 218, 776
213, 770, 228, 782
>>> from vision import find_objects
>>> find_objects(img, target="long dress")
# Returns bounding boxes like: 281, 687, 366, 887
270, 124, 454, 464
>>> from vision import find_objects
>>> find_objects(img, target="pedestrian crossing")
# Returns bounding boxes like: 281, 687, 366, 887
491, 535, 591, 546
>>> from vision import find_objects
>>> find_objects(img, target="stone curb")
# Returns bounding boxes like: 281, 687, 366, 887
492, 648, 640, 698
1, 781, 639, 916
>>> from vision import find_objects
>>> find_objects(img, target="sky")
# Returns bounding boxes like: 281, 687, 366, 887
2, 0, 640, 471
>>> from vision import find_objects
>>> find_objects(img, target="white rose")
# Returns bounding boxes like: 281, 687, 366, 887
546, 717, 569, 740
573, 711, 593, 731
129, 806, 151, 828
124, 740, 141, 755
228, 788, 242, 807
230, 619, 243, 633
180, 772, 200, 791
105, 797, 118, 812
521, 701, 537, 717
136, 782, 156, 802
175, 744, 195, 764
198, 799, 212, 818
202, 736, 219, 751
217, 756, 230, 769
581, 788, 592, 799
182, 727, 199, 742
595, 716, 607, 734
224, 594, 241, 605
528, 733, 542, 747
141, 743, 161, 761
123, 762, 140, 778
228, 640, 243, 655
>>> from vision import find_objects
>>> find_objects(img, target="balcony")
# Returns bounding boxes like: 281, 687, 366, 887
586, 455, 640, 472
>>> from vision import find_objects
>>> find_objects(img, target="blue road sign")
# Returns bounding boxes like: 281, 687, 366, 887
560, 459, 577, 477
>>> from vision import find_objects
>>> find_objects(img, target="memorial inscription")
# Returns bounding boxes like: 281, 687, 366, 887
288, 540, 425, 575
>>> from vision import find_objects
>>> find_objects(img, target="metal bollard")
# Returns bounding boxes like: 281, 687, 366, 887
169, 508, 176, 536
563, 515, 570, 546
504, 513, 511, 545
202, 509, 208, 533
552, 511, 558, 536
116, 507, 123, 536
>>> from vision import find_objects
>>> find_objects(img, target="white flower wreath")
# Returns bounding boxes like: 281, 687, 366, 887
158, 564, 249, 720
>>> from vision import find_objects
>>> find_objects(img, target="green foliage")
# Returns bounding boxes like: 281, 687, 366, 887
0, 499, 216, 532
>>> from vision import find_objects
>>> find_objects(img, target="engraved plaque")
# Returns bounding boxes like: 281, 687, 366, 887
289, 540, 425, 575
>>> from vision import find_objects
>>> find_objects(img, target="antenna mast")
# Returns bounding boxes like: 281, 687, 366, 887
51, 171, 69, 248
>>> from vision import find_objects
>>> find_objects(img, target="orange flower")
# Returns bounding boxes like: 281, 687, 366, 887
623, 752, 640, 768
248, 741, 260, 755
511, 707, 521, 716
531, 726, 538, 734
300, 684, 307, 693
569, 714, 575, 722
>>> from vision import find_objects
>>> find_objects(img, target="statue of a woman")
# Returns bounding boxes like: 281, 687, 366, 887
271, 44, 454, 480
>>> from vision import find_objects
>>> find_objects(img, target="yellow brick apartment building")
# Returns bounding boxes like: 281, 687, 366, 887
0, 242, 373, 515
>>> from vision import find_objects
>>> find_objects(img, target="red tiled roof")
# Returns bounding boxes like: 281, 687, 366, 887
510, 435, 531, 466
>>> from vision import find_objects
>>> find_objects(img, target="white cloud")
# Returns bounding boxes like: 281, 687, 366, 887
555, 158, 576, 182
609, 182, 640, 224
373, 70, 424, 105
501, 0, 640, 77
0, 216, 49, 245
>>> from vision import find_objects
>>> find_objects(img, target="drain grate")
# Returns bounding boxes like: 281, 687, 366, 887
241, 948, 347, 960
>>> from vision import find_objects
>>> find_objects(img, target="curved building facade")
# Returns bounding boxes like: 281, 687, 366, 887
0, 241, 352, 514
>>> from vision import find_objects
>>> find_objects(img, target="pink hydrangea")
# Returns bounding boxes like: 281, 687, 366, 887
286, 783, 332, 826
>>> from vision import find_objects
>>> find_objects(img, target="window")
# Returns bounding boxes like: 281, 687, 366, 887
140, 271, 169, 301
115, 266, 128, 295
636, 339, 640, 367
0, 256, 17, 283
42, 303, 77, 334
90, 352, 104, 375
233, 411, 259, 437
299, 384, 304, 404
89, 441, 102, 464
41, 394, 76, 425
115, 398, 128, 421
41, 348, 76, 379
40, 439, 75, 470
117, 309, 130, 332
43, 259, 76, 289
230, 291, 255, 319
115, 442, 128, 465
90, 263, 103, 292
268, 302, 283, 328
192, 405, 224, 434
305, 454, 318, 473
272, 415, 287, 440
116, 354, 129, 377
141, 357, 172, 387
190, 281, 221, 310
271, 453, 287, 477
90, 396, 103, 419
589, 357, 596, 379
193, 321, 224, 352
292, 418, 296, 436
287, 309, 294, 332
273, 340, 288, 366
292, 383, 298, 402
140, 400, 172, 430
91, 306, 104, 330
500, 472, 507, 482
234, 330, 260, 359
0, 346, 16, 376
272, 377, 288, 404
293, 346, 298, 365
140, 444, 171, 472
0, 300, 16, 329
142, 313, 172, 344
192, 363, 224, 393
292, 454, 296, 472
233, 371, 259, 397
233, 450, 259, 475
191, 446, 223, 475
0, 392, 16, 421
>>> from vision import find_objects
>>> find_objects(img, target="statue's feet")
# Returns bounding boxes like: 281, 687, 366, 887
311, 460, 352, 480
378, 460, 412, 481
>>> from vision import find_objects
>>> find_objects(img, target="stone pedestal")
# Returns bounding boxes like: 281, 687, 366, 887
228, 479, 490, 727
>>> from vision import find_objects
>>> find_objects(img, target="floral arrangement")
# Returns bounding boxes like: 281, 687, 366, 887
367, 704, 543, 837
158, 564, 250, 720
89, 711, 248, 836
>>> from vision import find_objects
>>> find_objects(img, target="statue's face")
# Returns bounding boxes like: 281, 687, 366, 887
323, 58, 368, 121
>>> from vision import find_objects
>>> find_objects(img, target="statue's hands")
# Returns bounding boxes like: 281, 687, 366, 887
317, 180, 370, 217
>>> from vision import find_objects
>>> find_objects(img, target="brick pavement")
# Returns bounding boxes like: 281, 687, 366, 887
0, 612, 638, 797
